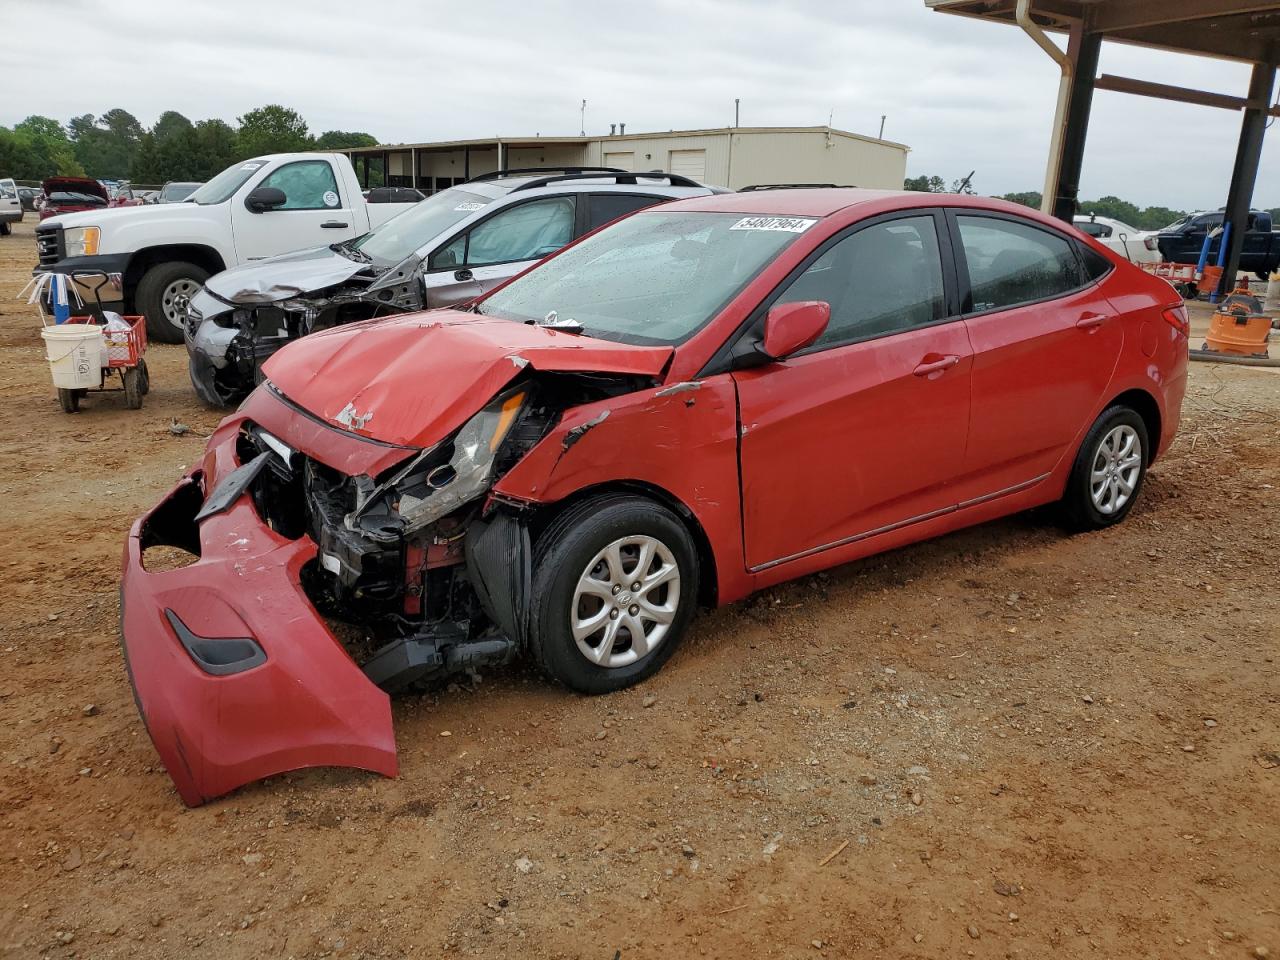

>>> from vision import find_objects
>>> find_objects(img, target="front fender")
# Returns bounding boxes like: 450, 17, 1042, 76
492, 377, 752, 605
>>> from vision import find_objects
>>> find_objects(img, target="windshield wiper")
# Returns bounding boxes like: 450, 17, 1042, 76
532, 310, 584, 333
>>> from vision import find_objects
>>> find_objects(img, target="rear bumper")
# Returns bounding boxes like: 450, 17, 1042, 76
120, 435, 397, 806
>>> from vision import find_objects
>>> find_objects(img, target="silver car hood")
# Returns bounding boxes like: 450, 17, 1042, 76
205, 245, 374, 305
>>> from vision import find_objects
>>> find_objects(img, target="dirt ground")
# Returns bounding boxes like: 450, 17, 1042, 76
0, 217, 1276, 960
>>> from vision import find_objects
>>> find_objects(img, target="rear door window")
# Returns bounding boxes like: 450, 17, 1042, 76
586, 193, 665, 232
956, 216, 1085, 313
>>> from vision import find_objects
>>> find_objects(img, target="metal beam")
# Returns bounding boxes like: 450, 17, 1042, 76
1109, 20, 1274, 63
1218, 60, 1276, 297
1087, 0, 1279, 33
1053, 31, 1102, 223
1096, 74, 1280, 114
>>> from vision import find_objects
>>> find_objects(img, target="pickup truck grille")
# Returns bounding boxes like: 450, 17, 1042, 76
36, 225, 63, 266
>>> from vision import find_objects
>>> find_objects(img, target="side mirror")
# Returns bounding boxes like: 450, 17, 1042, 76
245, 186, 287, 213
761, 300, 830, 360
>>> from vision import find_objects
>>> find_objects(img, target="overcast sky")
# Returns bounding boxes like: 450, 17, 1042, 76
4, 0, 1276, 210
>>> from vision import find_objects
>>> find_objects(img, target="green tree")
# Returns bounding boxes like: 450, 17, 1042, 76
236, 104, 312, 157
132, 111, 196, 183
189, 119, 239, 179
1000, 191, 1042, 209
69, 108, 144, 178
11, 115, 82, 177
314, 130, 378, 150
1077, 195, 1142, 226
152, 110, 193, 141
1137, 206, 1188, 231
904, 174, 946, 193
0, 127, 41, 179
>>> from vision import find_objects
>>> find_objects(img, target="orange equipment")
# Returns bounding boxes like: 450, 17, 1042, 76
1202, 289, 1272, 359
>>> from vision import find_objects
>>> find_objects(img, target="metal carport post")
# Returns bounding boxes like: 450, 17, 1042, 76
926, 0, 1280, 299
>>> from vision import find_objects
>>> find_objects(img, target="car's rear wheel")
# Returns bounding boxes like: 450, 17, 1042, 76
1062, 405, 1149, 531
136, 261, 209, 344
529, 494, 699, 694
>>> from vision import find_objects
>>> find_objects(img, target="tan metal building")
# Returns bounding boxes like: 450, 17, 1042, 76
341, 126, 909, 194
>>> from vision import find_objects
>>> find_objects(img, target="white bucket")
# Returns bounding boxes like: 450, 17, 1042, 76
1267, 272, 1280, 313
41, 324, 105, 390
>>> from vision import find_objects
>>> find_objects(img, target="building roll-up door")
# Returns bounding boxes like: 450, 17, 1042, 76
668, 149, 707, 182
603, 151, 634, 171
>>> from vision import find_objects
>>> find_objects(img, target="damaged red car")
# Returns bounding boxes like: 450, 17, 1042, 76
121, 189, 1188, 805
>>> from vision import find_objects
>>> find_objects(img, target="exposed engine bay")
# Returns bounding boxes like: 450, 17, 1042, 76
215, 370, 646, 692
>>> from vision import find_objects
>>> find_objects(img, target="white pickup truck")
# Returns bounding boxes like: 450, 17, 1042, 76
33, 153, 419, 342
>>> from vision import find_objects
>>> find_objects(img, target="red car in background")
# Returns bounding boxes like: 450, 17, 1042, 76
120, 189, 1189, 806
38, 177, 110, 220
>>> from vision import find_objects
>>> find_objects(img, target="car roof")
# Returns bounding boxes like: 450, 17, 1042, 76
660, 187, 901, 217
468, 173, 710, 197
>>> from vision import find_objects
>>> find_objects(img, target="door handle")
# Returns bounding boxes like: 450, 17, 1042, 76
320, 220, 349, 229
454, 269, 474, 282
913, 354, 960, 377
1076, 312, 1106, 330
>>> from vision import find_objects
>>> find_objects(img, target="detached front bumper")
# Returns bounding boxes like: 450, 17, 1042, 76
120, 427, 398, 807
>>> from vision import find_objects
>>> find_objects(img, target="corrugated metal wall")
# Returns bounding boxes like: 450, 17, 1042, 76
726, 131, 907, 190
356, 129, 908, 192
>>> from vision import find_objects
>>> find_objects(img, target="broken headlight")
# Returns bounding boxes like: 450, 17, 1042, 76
347, 387, 527, 537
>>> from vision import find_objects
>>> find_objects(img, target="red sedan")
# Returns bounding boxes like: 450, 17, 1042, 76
121, 189, 1188, 805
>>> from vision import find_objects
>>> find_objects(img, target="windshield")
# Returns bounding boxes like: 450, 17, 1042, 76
161, 182, 199, 202
188, 160, 267, 205
352, 187, 490, 264
477, 210, 811, 345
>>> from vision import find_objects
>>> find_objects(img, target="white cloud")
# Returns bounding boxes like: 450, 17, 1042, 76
2, 0, 1274, 209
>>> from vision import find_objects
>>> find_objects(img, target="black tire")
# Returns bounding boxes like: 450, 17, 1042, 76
528, 494, 699, 695
57, 388, 80, 413
123, 367, 143, 409
0, 222, 10, 236
135, 261, 209, 344
138, 358, 151, 395
1061, 405, 1149, 531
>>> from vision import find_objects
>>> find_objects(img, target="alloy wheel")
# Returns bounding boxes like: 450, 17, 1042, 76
1089, 424, 1142, 515
571, 535, 681, 668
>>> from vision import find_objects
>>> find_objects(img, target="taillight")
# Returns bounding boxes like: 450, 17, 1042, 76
1144, 237, 1158, 251
1162, 305, 1189, 336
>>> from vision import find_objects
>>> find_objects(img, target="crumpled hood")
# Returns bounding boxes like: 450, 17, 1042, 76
262, 310, 673, 449
204, 245, 372, 305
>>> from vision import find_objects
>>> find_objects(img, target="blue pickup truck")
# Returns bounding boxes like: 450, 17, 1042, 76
1156, 209, 1280, 280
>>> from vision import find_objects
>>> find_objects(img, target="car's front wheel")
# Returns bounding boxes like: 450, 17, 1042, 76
529, 494, 699, 694
1062, 405, 1149, 530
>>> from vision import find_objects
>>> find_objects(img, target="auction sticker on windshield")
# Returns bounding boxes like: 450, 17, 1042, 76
729, 216, 817, 233
323, 191, 340, 207
454, 202, 485, 212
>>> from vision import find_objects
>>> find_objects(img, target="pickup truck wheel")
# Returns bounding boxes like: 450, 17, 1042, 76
136, 261, 209, 344
0, 223, 10, 236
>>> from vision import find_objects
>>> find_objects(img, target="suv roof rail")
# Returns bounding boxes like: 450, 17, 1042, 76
739, 183, 855, 191
465, 166, 626, 184
510, 170, 704, 192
